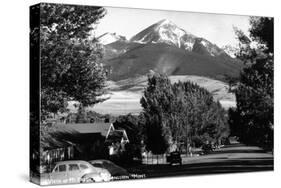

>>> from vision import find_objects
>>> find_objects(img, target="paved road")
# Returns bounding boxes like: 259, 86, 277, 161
127, 144, 273, 178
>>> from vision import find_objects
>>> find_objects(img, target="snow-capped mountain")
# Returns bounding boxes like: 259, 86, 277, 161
94, 19, 242, 115
97, 32, 126, 45
129, 19, 229, 58
130, 19, 197, 51
221, 45, 238, 58
101, 19, 242, 82
192, 38, 228, 57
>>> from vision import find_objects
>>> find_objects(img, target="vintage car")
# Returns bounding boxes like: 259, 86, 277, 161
41, 160, 111, 185
166, 151, 182, 165
89, 160, 130, 180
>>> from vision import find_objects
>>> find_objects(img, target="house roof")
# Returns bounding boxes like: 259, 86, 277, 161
54, 123, 112, 137
41, 136, 75, 150
106, 129, 129, 143
41, 123, 130, 150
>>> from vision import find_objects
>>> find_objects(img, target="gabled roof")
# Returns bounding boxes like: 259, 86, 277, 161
106, 129, 129, 143
54, 123, 112, 137
41, 137, 75, 150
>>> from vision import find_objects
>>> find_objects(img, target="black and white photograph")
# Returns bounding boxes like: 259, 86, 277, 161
29, 2, 274, 186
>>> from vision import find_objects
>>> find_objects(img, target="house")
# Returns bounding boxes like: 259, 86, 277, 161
41, 122, 129, 165
106, 124, 129, 144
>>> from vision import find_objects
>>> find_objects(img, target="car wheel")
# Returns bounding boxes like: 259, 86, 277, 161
86, 178, 95, 183
81, 177, 95, 183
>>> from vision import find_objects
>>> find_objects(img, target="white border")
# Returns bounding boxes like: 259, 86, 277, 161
0, 0, 279, 188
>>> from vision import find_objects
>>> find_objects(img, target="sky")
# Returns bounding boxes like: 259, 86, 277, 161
95, 6, 251, 47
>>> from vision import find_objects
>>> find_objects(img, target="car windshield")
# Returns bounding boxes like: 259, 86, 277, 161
103, 162, 115, 169
102, 161, 112, 165
91, 163, 103, 168
53, 166, 58, 172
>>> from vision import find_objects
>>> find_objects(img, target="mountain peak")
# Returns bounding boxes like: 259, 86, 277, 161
98, 32, 126, 45
154, 19, 181, 32
156, 19, 175, 26
192, 38, 229, 57
130, 19, 196, 49
128, 19, 230, 57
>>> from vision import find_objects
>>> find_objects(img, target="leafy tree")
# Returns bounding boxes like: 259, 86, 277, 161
145, 114, 169, 155
173, 81, 228, 148
113, 114, 144, 160
229, 17, 273, 149
140, 73, 172, 154
249, 17, 273, 53
141, 73, 228, 154
38, 3, 107, 117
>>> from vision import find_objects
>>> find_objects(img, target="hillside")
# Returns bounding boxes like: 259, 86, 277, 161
91, 75, 236, 115
99, 19, 243, 82
93, 19, 242, 115
103, 42, 242, 81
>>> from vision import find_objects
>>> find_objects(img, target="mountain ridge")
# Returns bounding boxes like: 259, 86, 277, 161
97, 32, 127, 45
130, 19, 197, 51
99, 19, 243, 82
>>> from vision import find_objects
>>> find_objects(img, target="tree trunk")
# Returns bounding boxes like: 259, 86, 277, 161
76, 103, 87, 123
157, 155, 158, 165
186, 141, 188, 156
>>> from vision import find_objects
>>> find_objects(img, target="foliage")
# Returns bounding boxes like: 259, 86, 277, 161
30, 112, 40, 172
65, 110, 115, 123
38, 3, 107, 116
249, 17, 273, 53
229, 17, 273, 149
140, 73, 173, 154
140, 72, 229, 154
172, 80, 228, 147
113, 114, 144, 160
144, 113, 170, 155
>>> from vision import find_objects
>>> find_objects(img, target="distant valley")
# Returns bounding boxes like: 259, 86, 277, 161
91, 19, 241, 115
91, 75, 236, 115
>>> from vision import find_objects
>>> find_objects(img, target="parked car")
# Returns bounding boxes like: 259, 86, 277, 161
41, 160, 111, 185
89, 160, 130, 180
166, 151, 182, 165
